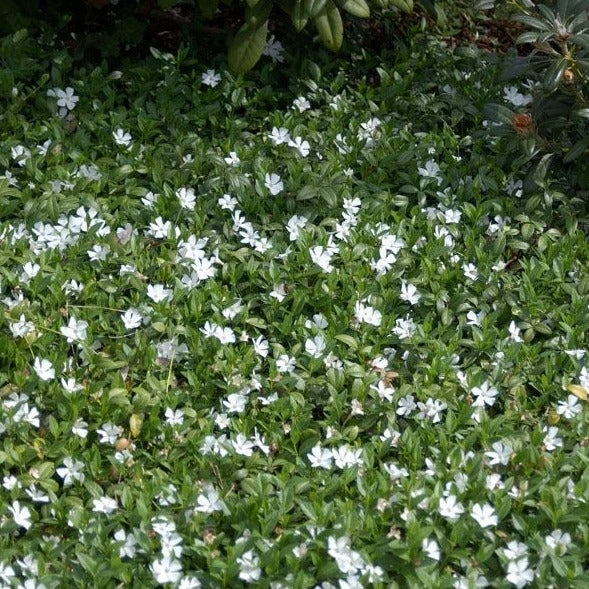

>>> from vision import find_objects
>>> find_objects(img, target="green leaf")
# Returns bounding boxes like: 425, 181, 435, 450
335, 334, 359, 350
335, 0, 369, 17
197, 0, 219, 19
543, 58, 568, 90
313, 0, 343, 51
228, 2, 272, 74
291, 0, 309, 31
390, 0, 413, 12
304, 0, 327, 18
563, 136, 589, 163
514, 14, 552, 31
75, 548, 97, 575
533, 153, 553, 186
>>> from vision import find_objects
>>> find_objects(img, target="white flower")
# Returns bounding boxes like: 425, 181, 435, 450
466, 310, 484, 326
463, 262, 478, 280
165, 407, 184, 426
179, 576, 202, 588
400, 282, 421, 305
470, 503, 498, 528
232, 433, 255, 456
305, 334, 326, 358
60, 316, 88, 343
265, 173, 284, 195
292, 96, 310, 112
8, 501, 33, 529
327, 536, 365, 575
224, 152, 240, 167
87, 243, 110, 262
371, 380, 394, 402
223, 392, 248, 414
438, 495, 464, 522
114, 529, 138, 559
502, 540, 528, 561
147, 283, 173, 303
201, 69, 221, 87
396, 394, 416, 416
485, 440, 513, 466
9, 314, 35, 338
288, 136, 310, 157
72, 418, 89, 438
545, 529, 571, 554
392, 316, 417, 340
355, 301, 382, 326
506, 558, 534, 588
262, 35, 284, 63
113, 128, 132, 147
276, 354, 296, 373
214, 325, 235, 344
252, 336, 269, 357
20, 261, 40, 284
121, 308, 143, 329
176, 187, 196, 210
141, 190, 158, 208
33, 357, 55, 381
268, 126, 290, 145
237, 550, 261, 582
270, 283, 287, 301
56, 457, 85, 486
307, 444, 333, 469
418, 159, 442, 184
96, 422, 123, 444
557, 394, 583, 419
332, 444, 363, 468
56, 86, 79, 110
503, 86, 532, 107
417, 398, 447, 423
309, 245, 335, 273
92, 496, 118, 514
471, 382, 499, 407
422, 538, 441, 560
194, 485, 226, 514
542, 426, 563, 451
150, 556, 183, 584
508, 320, 523, 342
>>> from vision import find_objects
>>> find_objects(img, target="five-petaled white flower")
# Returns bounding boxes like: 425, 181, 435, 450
201, 69, 221, 87
471, 503, 498, 528
264, 173, 284, 195
34, 357, 55, 381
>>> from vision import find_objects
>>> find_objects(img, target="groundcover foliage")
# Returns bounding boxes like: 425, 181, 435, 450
2, 18, 589, 589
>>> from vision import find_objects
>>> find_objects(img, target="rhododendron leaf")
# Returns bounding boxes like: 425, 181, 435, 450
313, 0, 343, 51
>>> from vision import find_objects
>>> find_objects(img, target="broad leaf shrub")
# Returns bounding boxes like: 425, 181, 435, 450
3, 18, 589, 589
484, 0, 589, 193
2, 0, 423, 73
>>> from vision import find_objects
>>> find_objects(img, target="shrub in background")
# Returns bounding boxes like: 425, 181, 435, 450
1, 0, 428, 73
486, 0, 589, 192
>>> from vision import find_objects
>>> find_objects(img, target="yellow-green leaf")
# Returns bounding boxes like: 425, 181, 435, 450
130, 414, 143, 437
566, 384, 588, 401
335, 0, 369, 18
313, 0, 343, 51
304, 0, 327, 18
390, 0, 413, 12
291, 0, 308, 31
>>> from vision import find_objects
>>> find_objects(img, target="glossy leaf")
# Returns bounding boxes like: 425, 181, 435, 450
335, 0, 370, 18
313, 0, 343, 51
228, 3, 271, 74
